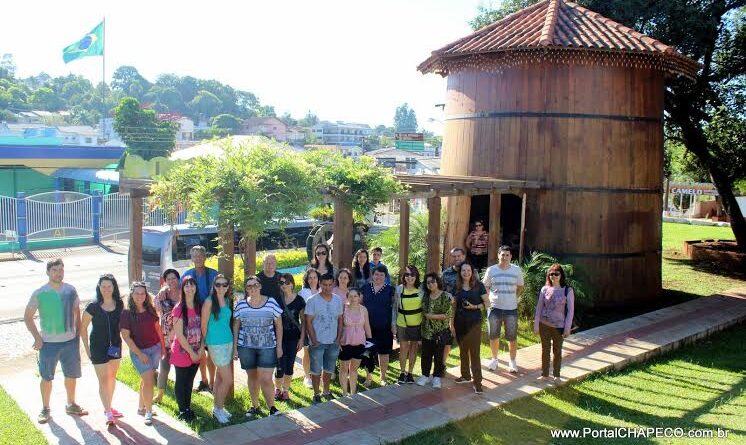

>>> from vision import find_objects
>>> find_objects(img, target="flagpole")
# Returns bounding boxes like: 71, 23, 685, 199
101, 16, 106, 141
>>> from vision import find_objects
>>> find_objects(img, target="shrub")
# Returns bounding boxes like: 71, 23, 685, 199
205, 248, 308, 287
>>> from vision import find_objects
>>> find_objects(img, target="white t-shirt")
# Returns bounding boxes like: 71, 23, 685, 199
483, 263, 524, 310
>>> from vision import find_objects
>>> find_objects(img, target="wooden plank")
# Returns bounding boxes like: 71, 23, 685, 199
399, 199, 410, 275
519, 192, 527, 263
426, 197, 441, 274
333, 197, 353, 272
128, 196, 143, 283
488, 192, 501, 264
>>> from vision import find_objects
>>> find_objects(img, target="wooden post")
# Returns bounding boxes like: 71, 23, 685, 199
243, 236, 256, 278
333, 197, 353, 271
218, 222, 234, 283
399, 199, 410, 276
488, 192, 501, 265
128, 195, 143, 283
519, 192, 527, 263
443, 195, 471, 262
426, 197, 441, 274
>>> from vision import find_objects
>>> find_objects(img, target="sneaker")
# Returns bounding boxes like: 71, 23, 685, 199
38, 407, 51, 424
269, 406, 282, 416
553, 376, 562, 383
322, 392, 334, 401
416, 376, 432, 386
184, 409, 196, 422
537, 375, 549, 381
397, 372, 407, 384
455, 376, 472, 384
508, 360, 518, 374
144, 411, 154, 426
363, 375, 373, 387
219, 407, 232, 419
212, 408, 229, 424
110, 408, 124, 418
487, 358, 498, 371
196, 381, 211, 392
303, 376, 313, 388
432, 377, 442, 389
105, 410, 115, 426
405, 373, 416, 384
245, 406, 261, 418
281, 390, 290, 401
274, 388, 282, 401
312, 394, 323, 404
473, 383, 484, 394
65, 403, 88, 416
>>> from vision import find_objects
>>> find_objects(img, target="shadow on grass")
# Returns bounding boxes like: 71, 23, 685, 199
665, 256, 746, 281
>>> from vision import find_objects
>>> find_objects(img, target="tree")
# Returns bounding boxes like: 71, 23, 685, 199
471, 0, 746, 249
469, 0, 539, 29
111, 66, 150, 100
189, 90, 222, 120
150, 138, 321, 277
30, 87, 65, 111
394, 103, 418, 133
113, 97, 176, 160
298, 111, 319, 127
0, 54, 15, 78
280, 112, 297, 127
210, 113, 242, 135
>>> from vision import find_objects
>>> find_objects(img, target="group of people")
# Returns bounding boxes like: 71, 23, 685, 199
24, 241, 575, 427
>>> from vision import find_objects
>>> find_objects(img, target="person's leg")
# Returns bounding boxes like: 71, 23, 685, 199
506, 312, 518, 363
173, 366, 187, 412
322, 371, 332, 394
247, 368, 260, 408
539, 323, 551, 377
467, 324, 482, 385
303, 346, 311, 381
552, 328, 564, 378
107, 360, 120, 410
433, 339, 445, 378
64, 378, 77, 405
457, 328, 470, 379
59, 338, 83, 406
398, 340, 409, 379
309, 345, 322, 395
407, 342, 418, 374
487, 309, 500, 360
93, 364, 110, 412
38, 342, 57, 410
186, 364, 199, 410
420, 338, 433, 377
215, 366, 232, 409
141, 369, 155, 413
349, 359, 361, 394
339, 359, 350, 395
258, 368, 275, 409
206, 353, 216, 388
322, 344, 339, 395
155, 353, 170, 402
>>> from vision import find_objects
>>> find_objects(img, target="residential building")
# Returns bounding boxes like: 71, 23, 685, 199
312, 121, 372, 146
240, 117, 288, 141
366, 147, 440, 175
286, 127, 306, 145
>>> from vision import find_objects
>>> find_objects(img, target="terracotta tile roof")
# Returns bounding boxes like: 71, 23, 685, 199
418, 0, 699, 79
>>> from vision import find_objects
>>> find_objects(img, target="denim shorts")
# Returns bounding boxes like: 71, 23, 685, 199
38, 337, 82, 381
130, 343, 161, 374
208, 343, 233, 367
487, 308, 518, 341
309, 343, 340, 375
237, 346, 277, 370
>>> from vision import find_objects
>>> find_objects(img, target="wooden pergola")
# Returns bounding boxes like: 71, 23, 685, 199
121, 174, 541, 283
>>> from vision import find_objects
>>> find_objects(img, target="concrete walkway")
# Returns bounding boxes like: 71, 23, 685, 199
4, 288, 745, 445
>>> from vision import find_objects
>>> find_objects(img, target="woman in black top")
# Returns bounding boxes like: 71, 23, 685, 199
451, 262, 490, 394
273, 273, 306, 401
351, 249, 371, 288
80, 274, 124, 425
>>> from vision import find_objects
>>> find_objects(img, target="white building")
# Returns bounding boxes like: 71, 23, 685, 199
365, 147, 439, 175
312, 121, 372, 146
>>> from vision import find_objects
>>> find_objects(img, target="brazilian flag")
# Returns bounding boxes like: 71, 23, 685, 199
62, 21, 104, 64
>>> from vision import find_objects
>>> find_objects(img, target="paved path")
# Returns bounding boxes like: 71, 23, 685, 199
3, 288, 745, 445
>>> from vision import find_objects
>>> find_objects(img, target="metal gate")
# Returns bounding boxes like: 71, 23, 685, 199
101, 192, 131, 240
0, 195, 17, 242
26, 191, 93, 241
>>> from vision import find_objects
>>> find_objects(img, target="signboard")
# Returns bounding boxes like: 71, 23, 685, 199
395, 140, 425, 151
669, 183, 719, 196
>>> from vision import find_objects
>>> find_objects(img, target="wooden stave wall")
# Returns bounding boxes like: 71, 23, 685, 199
441, 62, 664, 305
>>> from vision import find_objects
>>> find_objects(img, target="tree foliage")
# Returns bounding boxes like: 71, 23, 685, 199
470, 0, 746, 248
469, 0, 540, 30
393, 103, 418, 132
113, 97, 176, 160
369, 211, 436, 278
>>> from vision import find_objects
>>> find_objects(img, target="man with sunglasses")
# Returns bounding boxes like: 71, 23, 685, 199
482, 245, 524, 373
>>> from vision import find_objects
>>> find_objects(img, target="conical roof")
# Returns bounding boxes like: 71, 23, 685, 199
418, 0, 699, 79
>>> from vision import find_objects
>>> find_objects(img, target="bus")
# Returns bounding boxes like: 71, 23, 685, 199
139, 219, 317, 291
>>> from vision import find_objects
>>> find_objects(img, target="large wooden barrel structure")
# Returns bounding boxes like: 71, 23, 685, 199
418, 0, 699, 305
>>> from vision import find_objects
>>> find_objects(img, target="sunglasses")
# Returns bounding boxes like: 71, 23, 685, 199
245, 283, 260, 289
549, 272, 561, 277
279, 280, 290, 285
316, 251, 328, 256
475, 223, 483, 227
214, 282, 229, 288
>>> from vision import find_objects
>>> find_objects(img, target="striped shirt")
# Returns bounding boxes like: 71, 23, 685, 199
483, 263, 524, 310
233, 297, 283, 349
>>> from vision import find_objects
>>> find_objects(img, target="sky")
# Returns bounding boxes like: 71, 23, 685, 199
1, 0, 487, 134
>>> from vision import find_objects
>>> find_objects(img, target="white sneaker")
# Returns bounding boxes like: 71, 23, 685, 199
432, 377, 442, 389
219, 407, 232, 419
508, 360, 518, 373
144, 411, 154, 426
416, 376, 432, 386
212, 408, 229, 424
487, 358, 498, 371
303, 376, 313, 388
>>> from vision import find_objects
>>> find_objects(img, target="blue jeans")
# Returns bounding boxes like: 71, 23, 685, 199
130, 343, 161, 374
38, 337, 82, 381
487, 308, 518, 341
309, 343, 340, 375
237, 346, 277, 370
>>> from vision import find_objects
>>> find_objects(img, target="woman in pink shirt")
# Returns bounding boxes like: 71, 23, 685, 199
338, 288, 371, 396
533, 264, 575, 382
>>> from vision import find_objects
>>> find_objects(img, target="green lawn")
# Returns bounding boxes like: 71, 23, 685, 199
398, 322, 746, 445
0, 386, 47, 445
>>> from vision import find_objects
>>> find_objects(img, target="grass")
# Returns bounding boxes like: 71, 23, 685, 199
0, 386, 47, 445
398, 322, 746, 445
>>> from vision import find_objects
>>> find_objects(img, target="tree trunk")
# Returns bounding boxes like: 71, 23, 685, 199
241, 235, 257, 279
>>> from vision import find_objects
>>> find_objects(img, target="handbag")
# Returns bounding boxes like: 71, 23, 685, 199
105, 307, 121, 359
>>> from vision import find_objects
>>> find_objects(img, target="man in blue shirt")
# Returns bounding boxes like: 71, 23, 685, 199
181, 245, 218, 392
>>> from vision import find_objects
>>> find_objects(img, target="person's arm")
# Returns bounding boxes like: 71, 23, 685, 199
479, 293, 489, 311
274, 316, 284, 359
465, 232, 473, 249
362, 307, 372, 339
200, 300, 211, 341
564, 289, 575, 337
155, 320, 166, 358
305, 305, 318, 346
534, 288, 545, 334
121, 328, 147, 364
232, 318, 240, 359
297, 308, 306, 352
173, 314, 199, 362
335, 308, 344, 346
391, 286, 401, 331
516, 269, 525, 297
80, 310, 93, 360
24, 299, 43, 351
482, 268, 491, 289
445, 296, 455, 335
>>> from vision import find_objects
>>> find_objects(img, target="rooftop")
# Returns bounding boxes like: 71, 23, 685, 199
418, 0, 699, 79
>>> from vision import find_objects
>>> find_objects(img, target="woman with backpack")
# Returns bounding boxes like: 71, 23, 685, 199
534, 263, 575, 382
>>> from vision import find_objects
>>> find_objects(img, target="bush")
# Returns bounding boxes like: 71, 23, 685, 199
517, 251, 592, 319
205, 248, 308, 287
